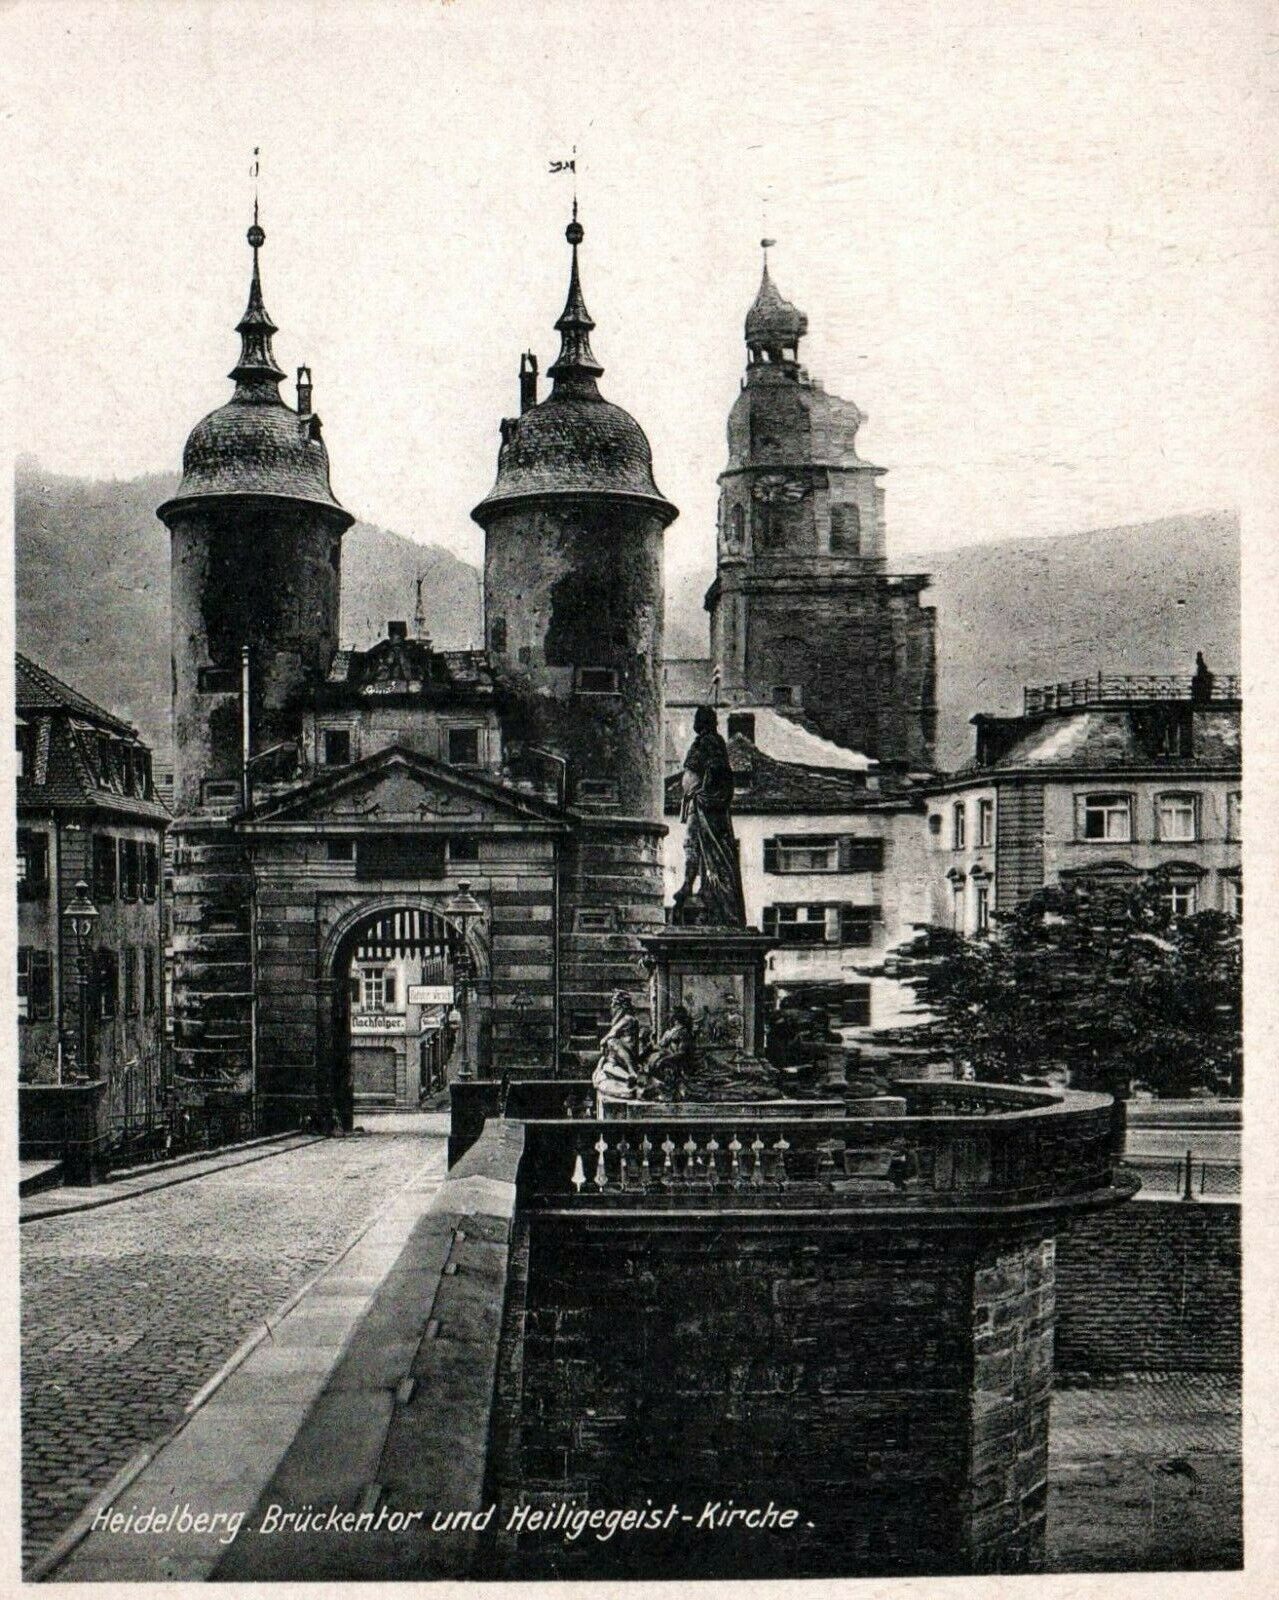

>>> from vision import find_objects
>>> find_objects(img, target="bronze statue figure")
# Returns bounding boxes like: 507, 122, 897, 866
673, 705, 747, 927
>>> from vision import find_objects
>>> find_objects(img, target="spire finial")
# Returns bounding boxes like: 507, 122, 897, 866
548, 206, 602, 392
229, 167, 285, 401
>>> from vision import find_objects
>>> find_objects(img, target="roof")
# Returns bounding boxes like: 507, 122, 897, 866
319, 638, 495, 701
665, 735, 876, 816
745, 262, 808, 349
16, 652, 137, 736
959, 705, 1240, 777
16, 657, 168, 821
665, 698, 873, 774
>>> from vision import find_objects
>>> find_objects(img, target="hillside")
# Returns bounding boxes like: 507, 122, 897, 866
14, 460, 480, 768
15, 461, 1239, 774
664, 512, 1240, 766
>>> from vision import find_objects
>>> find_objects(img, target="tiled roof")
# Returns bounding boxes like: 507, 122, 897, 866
16, 653, 136, 735
665, 735, 874, 816
18, 719, 169, 821
322, 638, 494, 697
161, 397, 350, 520
472, 393, 675, 519
962, 706, 1240, 775
665, 701, 873, 774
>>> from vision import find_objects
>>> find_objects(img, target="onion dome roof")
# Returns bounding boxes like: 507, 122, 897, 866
159, 217, 351, 526
745, 260, 808, 352
472, 211, 676, 524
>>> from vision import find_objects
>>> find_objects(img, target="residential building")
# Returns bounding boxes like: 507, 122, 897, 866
923, 666, 1242, 932
15, 653, 169, 1132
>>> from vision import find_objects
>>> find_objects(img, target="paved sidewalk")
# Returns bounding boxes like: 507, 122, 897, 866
20, 1133, 322, 1222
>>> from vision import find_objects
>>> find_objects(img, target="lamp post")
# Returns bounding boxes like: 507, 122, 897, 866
445, 881, 484, 1081
63, 879, 99, 1083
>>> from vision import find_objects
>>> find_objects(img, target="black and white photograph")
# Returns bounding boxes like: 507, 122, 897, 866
3, 0, 1272, 1587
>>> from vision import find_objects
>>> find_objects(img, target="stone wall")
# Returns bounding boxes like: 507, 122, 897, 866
487, 1218, 1056, 1580
1054, 1200, 1240, 1375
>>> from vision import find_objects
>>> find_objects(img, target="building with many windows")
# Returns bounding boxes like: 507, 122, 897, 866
923, 665, 1242, 933
15, 653, 169, 1129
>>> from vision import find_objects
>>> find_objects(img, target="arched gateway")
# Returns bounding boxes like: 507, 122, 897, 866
317, 898, 491, 1130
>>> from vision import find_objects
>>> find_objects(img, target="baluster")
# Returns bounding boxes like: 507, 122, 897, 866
772, 1134, 791, 1189
616, 1135, 632, 1191
750, 1132, 766, 1187
706, 1135, 721, 1187
639, 1133, 653, 1188
682, 1135, 699, 1186
817, 1140, 836, 1186
571, 1148, 586, 1193
660, 1133, 677, 1186
593, 1133, 609, 1191
728, 1132, 743, 1188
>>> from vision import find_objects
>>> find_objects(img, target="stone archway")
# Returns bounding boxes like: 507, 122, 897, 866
316, 897, 491, 1129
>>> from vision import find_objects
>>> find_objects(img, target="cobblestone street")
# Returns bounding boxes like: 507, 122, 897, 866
20, 1127, 446, 1567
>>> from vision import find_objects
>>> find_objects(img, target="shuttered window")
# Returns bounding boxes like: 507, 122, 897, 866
763, 835, 884, 873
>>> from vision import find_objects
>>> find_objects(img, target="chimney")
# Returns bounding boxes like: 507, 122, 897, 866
519, 351, 538, 414
296, 365, 313, 417
387, 620, 408, 641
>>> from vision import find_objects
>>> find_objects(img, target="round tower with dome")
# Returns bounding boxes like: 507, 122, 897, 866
159, 215, 353, 818
473, 210, 678, 1061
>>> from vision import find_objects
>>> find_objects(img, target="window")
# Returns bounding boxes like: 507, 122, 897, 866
952, 803, 967, 850
322, 729, 352, 766
1078, 793, 1133, 842
143, 843, 159, 901
766, 836, 838, 873
144, 949, 156, 1013
15, 722, 27, 780
490, 616, 507, 653
360, 966, 396, 1012
840, 985, 872, 1027
1225, 875, 1242, 921
977, 799, 995, 848
763, 835, 884, 874
97, 949, 118, 1019
123, 948, 138, 1016
975, 883, 991, 934
197, 666, 239, 694
449, 836, 480, 864
326, 838, 354, 862
726, 713, 756, 743
730, 504, 745, 547
201, 779, 239, 806
356, 836, 445, 881
576, 667, 619, 695
93, 834, 117, 902
1161, 880, 1198, 918
17, 948, 52, 1022
1227, 791, 1242, 842
1156, 794, 1198, 843
928, 813, 943, 836
575, 907, 617, 933
447, 726, 481, 766
771, 685, 798, 707
762, 903, 880, 947
119, 839, 140, 903
576, 778, 619, 806
830, 503, 861, 554
17, 831, 49, 901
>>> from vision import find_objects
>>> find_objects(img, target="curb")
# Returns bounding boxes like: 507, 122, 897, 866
27, 1139, 448, 1582
19, 1135, 325, 1223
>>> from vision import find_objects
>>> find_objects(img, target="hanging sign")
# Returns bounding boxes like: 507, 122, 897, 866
408, 984, 454, 1006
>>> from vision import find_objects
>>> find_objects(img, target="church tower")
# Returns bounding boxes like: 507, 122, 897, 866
473, 210, 678, 1060
159, 215, 351, 1101
706, 250, 936, 769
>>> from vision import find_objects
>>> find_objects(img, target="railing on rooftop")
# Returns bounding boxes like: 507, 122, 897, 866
516, 1081, 1129, 1212
1023, 673, 1241, 715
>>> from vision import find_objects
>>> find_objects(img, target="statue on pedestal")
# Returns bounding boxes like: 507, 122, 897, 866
673, 705, 747, 928
592, 990, 643, 1101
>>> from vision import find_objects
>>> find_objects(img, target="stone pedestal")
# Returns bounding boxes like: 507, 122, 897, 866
640, 926, 775, 1057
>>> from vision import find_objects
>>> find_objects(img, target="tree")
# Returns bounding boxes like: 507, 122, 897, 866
884, 878, 1241, 1097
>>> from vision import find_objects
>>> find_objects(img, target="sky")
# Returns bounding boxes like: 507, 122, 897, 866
2, 0, 1274, 589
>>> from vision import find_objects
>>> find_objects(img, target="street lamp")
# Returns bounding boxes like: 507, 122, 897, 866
62, 879, 99, 1082
445, 881, 484, 1081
